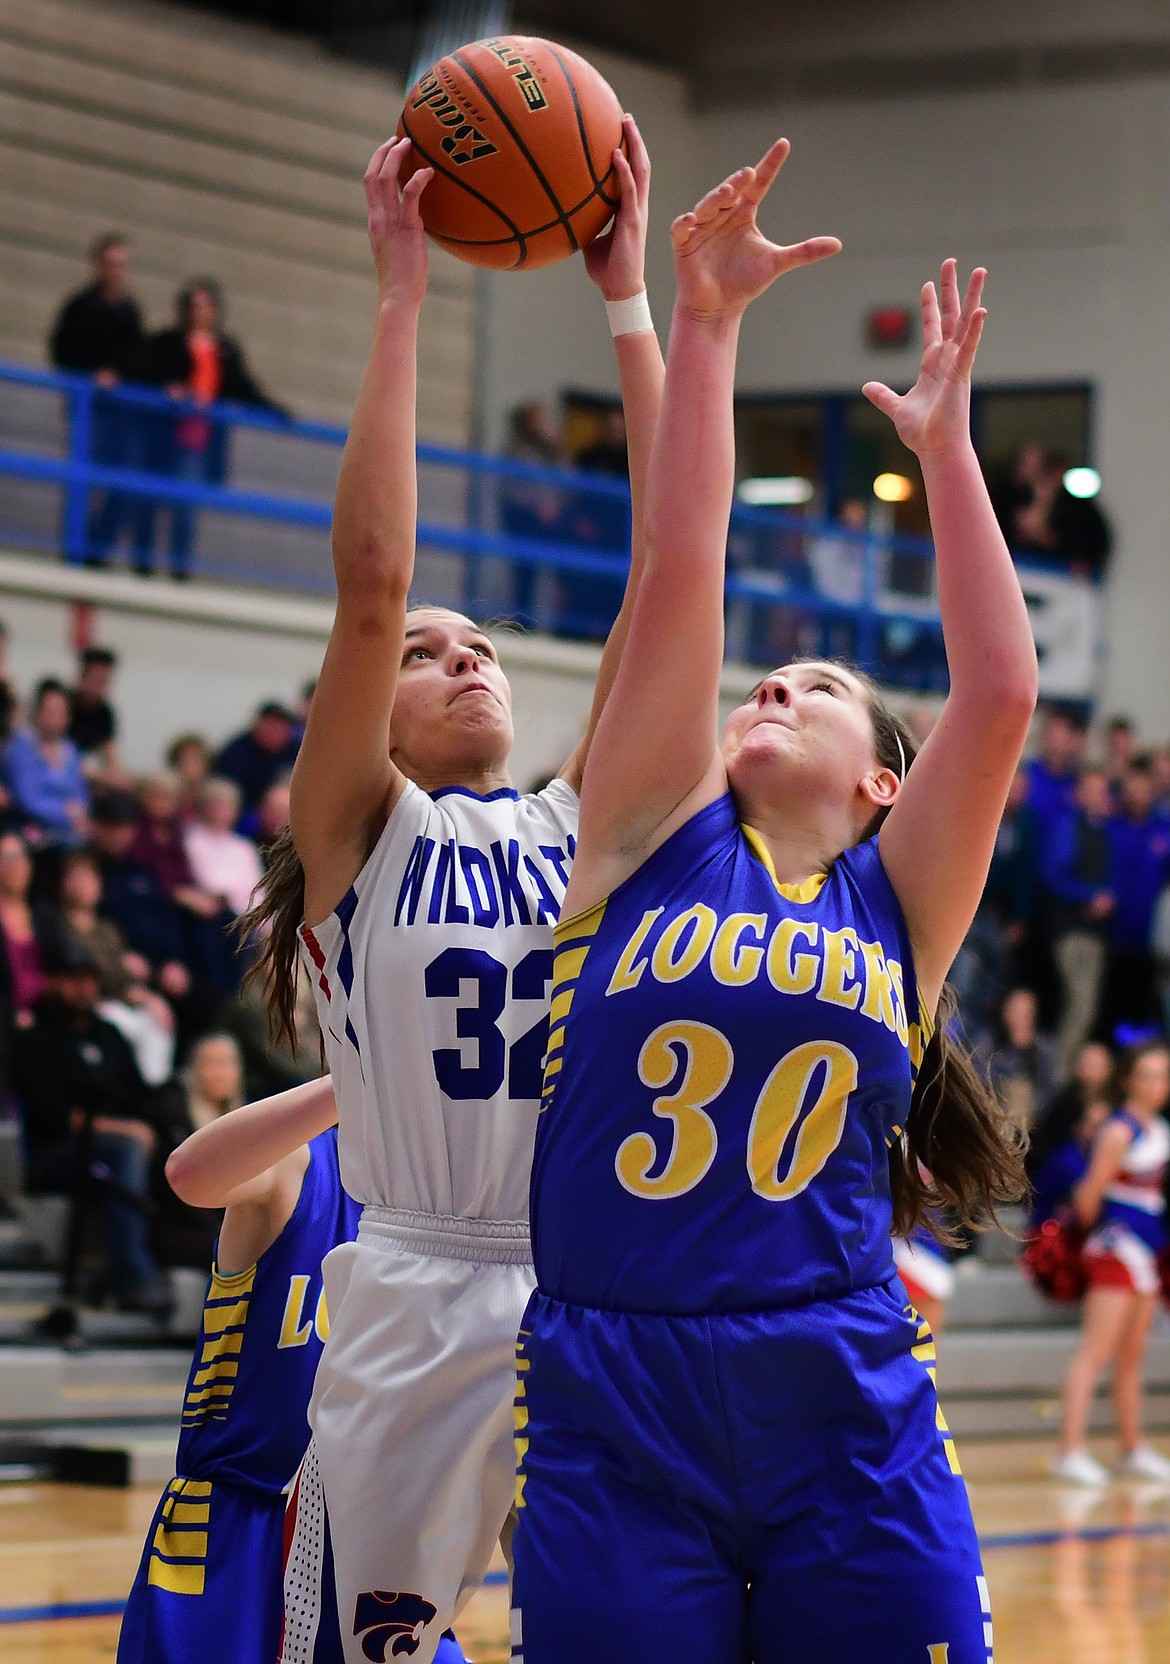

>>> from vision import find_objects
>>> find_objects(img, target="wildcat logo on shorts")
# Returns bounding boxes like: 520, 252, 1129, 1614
353, 1590, 438, 1660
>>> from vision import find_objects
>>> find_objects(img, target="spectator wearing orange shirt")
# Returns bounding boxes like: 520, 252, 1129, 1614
144, 280, 288, 579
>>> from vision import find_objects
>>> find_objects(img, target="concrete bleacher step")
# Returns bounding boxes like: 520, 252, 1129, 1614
938, 1322, 1170, 1439
0, 1344, 188, 1427
947, 1262, 1078, 1330
0, 1264, 208, 1341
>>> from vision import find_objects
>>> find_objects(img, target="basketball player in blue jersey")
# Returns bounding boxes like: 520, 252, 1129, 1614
512, 143, 1037, 1664
243, 120, 666, 1664
116, 1075, 398, 1664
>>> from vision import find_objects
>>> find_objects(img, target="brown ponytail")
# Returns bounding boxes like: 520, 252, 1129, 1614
890, 985, 1028, 1239
236, 826, 307, 1050
847, 665, 1029, 1236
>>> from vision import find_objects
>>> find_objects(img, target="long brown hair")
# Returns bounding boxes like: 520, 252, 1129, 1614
851, 668, 1028, 1237
237, 826, 305, 1050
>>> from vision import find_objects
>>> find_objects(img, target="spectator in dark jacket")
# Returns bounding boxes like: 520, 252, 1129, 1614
49, 233, 155, 571
142, 279, 288, 578
1101, 759, 1170, 1036
89, 790, 190, 994
213, 703, 299, 814
1041, 766, 1115, 1079
1025, 705, 1088, 843
68, 646, 126, 787
13, 938, 166, 1310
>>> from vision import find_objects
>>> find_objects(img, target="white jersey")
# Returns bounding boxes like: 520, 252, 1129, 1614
300, 776, 578, 1222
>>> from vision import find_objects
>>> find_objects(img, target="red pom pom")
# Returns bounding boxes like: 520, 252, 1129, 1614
1021, 1213, 1088, 1304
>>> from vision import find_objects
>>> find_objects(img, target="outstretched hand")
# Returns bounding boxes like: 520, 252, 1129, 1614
672, 140, 841, 321
584, 114, 651, 302
863, 261, 986, 458
364, 136, 434, 309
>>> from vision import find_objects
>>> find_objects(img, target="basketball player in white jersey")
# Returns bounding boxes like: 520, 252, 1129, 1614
248, 121, 664, 1664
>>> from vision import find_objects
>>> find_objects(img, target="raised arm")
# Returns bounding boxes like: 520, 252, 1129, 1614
871, 263, 1039, 1012
565, 143, 840, 913
291, 138, 433, 925
560, 116, 664, 794
165, 1075, 337, 1210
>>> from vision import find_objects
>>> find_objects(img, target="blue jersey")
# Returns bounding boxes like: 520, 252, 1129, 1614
531, 793, 932, 1313
174, 1129, 361, 1495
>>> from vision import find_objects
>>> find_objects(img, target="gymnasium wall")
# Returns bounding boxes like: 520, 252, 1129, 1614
484, 67, 1170, 736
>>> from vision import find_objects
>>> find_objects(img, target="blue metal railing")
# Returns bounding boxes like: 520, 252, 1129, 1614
0, 359, 1095, 694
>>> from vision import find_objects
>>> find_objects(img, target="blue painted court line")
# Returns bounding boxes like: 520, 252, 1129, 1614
0, 1598, 126, 1624
982, 1521, 1170, 1550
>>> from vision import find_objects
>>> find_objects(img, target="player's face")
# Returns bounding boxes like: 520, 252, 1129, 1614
391, 610, 513, 775
720, 662, 891, 821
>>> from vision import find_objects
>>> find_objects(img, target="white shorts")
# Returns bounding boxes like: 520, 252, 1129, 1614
281, 1207, 534, 1664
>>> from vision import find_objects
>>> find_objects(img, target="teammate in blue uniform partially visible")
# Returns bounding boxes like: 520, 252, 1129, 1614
512, 143, 1037, 1664
116, 1076, 469, 1664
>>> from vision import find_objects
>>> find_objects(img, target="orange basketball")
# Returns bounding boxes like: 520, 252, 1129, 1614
396, 36, 625, 271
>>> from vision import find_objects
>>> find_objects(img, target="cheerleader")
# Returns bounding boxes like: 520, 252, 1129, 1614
1055, 1041, 1170, 1484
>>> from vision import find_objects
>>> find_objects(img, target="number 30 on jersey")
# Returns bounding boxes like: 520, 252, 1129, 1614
616, 1020, 858, 1203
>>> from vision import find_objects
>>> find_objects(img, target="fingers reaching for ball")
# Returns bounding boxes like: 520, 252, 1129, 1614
364, 136, 434, 309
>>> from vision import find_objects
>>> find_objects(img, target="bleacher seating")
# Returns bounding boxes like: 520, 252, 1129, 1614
0, 0, 476, 439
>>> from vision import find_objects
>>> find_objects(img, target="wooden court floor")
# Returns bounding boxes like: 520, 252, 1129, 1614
2, 1438, 1169, 1662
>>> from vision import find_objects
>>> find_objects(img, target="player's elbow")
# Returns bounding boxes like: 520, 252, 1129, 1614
165, 1145, 214, 1209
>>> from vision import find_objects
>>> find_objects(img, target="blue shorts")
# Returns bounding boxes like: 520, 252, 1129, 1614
118, 1474, 466, 1664
118, 1476, 287, 1664
511, 1281, 992, 1664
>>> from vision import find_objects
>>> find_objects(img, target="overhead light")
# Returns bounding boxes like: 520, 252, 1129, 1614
873, 472, 913, 503
737, 476, 816, 506
1063, 466, 1101, 499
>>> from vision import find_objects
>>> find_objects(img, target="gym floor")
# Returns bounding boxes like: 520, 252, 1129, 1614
2, 1439, 1168, 1662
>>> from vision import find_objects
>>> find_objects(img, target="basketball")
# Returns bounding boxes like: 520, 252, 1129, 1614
396, 36, 625, 271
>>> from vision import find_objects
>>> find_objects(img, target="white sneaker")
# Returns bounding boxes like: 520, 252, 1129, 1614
1116, 1444, 1170, 1483
1051, 1448, 1111, 1486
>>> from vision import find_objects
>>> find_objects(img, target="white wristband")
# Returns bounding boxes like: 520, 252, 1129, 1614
606, 290, 653, 337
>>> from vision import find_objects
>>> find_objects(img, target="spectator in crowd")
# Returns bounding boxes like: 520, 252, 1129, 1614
166, 732, 212, 821
49, 233, 156, 572
1104, 716, 1136, 805
242, 778, 291, 857
293, 678, 316, 743
183, 777, 263, 920
213, 702, 299, 814
0, 830, 56, 1025
180, 1031, 245, 1131
68, 646, 126, 787
130, 771, 236, 990
0, 620, 19, 749
1026, 704, 1089, 841
980, 986, 1058, 1134
143, 279, 288, 579
1028, 1040, 1115, 1187
13, 937, 167, 1312
4, 679, 90, 847
953, 763, 1039, 1045
88, 790, 192, 1009
993, 441, 1111, 577
1101, 758, 1170, 1038
1042, 765, 1115, 1079
47, 845, 175, 1086
502, 401, 566, 626
1149, 744, 1170, 815
806, 496, 869, 660
1154, 879, 1170, 1040
561, 406, 631, 637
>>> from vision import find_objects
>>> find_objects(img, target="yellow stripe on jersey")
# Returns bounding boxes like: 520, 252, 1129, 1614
147, 1478, 212, 1596
541, 900, 608, 1116
183, 1264, 255, 1425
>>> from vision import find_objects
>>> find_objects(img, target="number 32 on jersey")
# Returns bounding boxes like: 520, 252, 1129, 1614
616, 1021, 858, 1203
